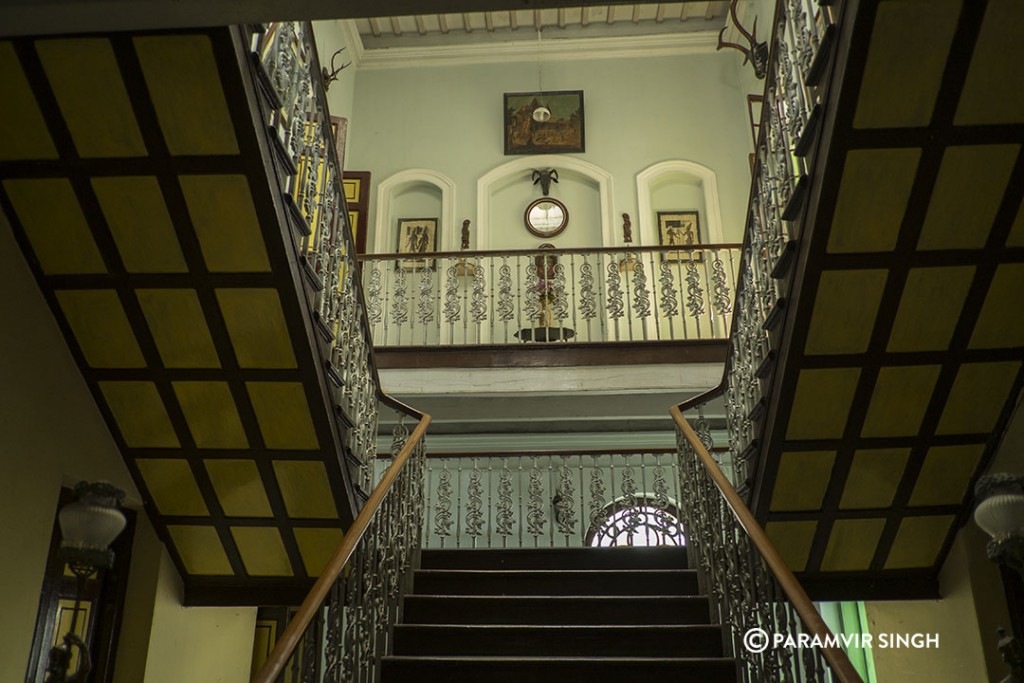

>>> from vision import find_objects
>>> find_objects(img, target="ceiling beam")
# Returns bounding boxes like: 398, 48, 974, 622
606, 5, 615, 24
509, 9, 518, 30
389, 16, 402, 36
534, 9, 543, 31
655, 3, 666, 23
462, 12, 473, 32
631, 5, 641, 23
485, 11, 494, 31
580, 6, 590, 27
1, 0, 716, 36
557, 7, 566, 28
414, 15, 427, 35
367, 16, 383, 37
438, 13, 449, 33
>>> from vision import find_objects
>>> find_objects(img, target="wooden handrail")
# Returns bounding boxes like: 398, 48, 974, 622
670, 405, 864, 683
251, 412, 431, 683
357, 242, 743, 261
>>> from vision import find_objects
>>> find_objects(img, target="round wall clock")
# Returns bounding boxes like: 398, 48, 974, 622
524, 197, 569, 238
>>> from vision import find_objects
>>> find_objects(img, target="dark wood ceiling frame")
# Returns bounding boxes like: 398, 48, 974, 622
751, 0, 1024, 598
374, 339, 729, 369
0, 1, 691, 38
0, 26, 360, 605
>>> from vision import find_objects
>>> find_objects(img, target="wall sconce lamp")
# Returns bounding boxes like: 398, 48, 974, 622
974, 473, 1024, 683
44, 482, 127, 683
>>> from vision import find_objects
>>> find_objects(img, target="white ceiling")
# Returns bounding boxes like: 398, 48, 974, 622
354, 3, 730, 48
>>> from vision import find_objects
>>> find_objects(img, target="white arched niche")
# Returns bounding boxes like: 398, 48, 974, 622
372, 169, 457, 253
636, 160, 724, 246
477, 156, 615, 250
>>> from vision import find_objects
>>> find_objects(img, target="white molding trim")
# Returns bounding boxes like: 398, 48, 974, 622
340, 19, 365, 67
476, 155, 615, 250
635, 160, 725, 246
373, 169, 457, 253
356, 31, 718, 70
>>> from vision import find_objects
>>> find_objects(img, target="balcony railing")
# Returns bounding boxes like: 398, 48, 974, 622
251, 22, 382, 476
359, 244, 741, 347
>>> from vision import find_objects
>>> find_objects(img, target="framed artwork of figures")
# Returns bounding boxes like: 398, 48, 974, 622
396, 218, 438, 269
657, 211, 702, 263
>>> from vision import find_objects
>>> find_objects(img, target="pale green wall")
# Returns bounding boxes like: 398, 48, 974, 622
345, 52, 752, 252
312, 20, 358, 169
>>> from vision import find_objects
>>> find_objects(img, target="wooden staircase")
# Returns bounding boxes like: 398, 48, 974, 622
382, 547, 739, 682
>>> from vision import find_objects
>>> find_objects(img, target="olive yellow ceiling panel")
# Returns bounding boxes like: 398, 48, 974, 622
179, 175, 271, 273
887, 266, 974, 352
136, 458, 209, 516
804, 270, 887, 355
99, 381, 180, 448
936, 361, 1022, 435
55, 289, 145, 369
273, 460, 338, 519
827, 149, 920, 254
956, 0, 1024, 125
92, 177, 186, 273
970, 264, 1024, 350
293, 528, 343, 576
1008, 203, 1024, 247
216, 289, 298, 369
884, 515, 955, 569
853, 0, 960, 129
770, 451, 835, 512
36, 38, 146, 158
204, 459, 273, 518
168, 525, 233, 576
3, 178, 105, 274
861, 365, 941, 438
765, 521, 817, 573
133, 34, 238, 155
909, 444, 985, 507
786, 368, 861, 441
136, 289, 220, 369
839, 448, 911, 510
231, 527, 293, 577
917, 145, 1019, 250
172, 381, 248, 449
821, 518, 886, 572
246, 382, 319, 450
0, 42, 57, 160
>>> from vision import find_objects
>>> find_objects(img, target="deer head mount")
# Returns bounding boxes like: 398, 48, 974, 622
531, 168, 559, 196
717, 0, 769, 80
321, 47, 352, 92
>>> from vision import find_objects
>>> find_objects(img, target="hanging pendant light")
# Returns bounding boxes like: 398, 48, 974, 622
532, 28, 551, 123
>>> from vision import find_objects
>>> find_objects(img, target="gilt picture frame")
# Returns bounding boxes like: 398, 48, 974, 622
657, 211, 703, 263
396, 218, 438, 269
504, 90, 585, 155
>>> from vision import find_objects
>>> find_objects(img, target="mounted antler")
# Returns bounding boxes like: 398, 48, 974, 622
717, 0, 769, 80
321, 47, 352, 92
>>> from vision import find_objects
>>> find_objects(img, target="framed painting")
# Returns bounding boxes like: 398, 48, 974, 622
396, 218, 438, 269
657, 211, 703, 263
504, 90, 585, 155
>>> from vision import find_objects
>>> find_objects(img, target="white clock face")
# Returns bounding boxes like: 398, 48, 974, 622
525, 198, 568, 238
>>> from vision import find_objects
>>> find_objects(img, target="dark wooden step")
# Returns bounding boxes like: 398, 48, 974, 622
380, 656, 738, 682
392, 624, 725, 658
401, 595, 712, 626
412, 569, 700, 596
420, 546, 689, 571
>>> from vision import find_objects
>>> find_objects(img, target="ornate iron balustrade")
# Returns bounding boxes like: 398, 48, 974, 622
705, 0, 844, 492
375, 450, 732, 549
359, 244, 741, 346
250, 23, 379, 471
252, 408, 430, 683
672, 405, 863, 683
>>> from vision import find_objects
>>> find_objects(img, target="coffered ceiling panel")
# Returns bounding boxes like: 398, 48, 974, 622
756, 0, 1024, 595
0, 27, 354, 604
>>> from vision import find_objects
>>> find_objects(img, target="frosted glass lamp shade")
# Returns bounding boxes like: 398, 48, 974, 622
532, 106, 551, 123
974, 474, 1024, 539
58, 482, 127, 566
